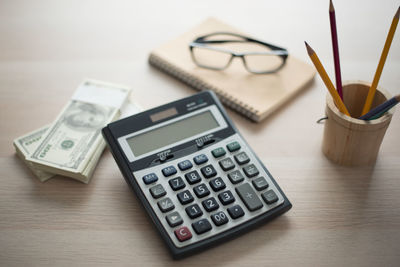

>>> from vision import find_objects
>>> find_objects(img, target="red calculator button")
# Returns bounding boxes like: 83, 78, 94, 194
174, 226, 192, 242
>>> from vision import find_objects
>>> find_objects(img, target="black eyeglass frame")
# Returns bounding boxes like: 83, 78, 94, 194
189, 32, 289, 74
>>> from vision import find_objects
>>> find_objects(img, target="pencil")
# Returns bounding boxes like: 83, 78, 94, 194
359, 94, 400, 120
329, 0, 343, 100
305, 42, 350, 116
361, 7, 399, 115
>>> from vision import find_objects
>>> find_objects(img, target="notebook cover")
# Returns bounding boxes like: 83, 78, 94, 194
149, 17, 316, 122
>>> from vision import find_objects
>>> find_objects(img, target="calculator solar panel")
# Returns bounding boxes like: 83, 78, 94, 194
102, 91, 291, 259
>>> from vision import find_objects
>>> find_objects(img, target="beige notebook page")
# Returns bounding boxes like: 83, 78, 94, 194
152, 17, 315, 119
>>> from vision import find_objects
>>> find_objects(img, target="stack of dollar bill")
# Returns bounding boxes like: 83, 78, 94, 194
13, 79, 141, 183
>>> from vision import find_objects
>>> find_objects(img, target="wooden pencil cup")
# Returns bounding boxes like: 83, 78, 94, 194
322, 81, 395, 166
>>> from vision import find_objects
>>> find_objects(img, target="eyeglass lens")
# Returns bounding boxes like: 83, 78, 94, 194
191, 39, 284, 73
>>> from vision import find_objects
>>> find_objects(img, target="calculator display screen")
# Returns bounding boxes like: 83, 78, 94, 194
126, 111, 219, 157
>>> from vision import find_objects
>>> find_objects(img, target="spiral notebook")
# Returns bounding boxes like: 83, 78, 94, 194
149, 18, 316, 122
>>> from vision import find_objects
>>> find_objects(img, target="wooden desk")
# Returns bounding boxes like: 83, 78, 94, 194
1, 0, 399, 266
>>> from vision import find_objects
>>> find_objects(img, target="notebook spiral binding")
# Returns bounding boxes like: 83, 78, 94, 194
149, 53, 259, 122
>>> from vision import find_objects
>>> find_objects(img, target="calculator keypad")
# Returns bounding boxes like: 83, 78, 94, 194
134, 134, 284, 248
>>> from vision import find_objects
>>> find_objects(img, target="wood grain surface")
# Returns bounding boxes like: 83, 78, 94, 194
0, 0, 399, 266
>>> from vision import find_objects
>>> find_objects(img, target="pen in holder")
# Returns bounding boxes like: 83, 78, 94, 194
322, 81, 395, 166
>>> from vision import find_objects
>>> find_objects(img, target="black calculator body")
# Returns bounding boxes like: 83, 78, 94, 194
102, 91, 291, 259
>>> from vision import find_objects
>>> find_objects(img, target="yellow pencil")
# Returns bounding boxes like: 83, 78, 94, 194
361, 7, 399, 115
305, 42, 350, 116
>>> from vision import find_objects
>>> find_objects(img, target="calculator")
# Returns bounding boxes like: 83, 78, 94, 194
102, 91, 291, 259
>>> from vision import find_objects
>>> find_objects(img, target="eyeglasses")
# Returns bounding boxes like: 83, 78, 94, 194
189, 32, 288, 74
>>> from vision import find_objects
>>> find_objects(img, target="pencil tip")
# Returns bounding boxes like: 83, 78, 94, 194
304, 41, 313, 55
396, 6, 400, 18
395, 94, 400, 102
329, 0, 334, 12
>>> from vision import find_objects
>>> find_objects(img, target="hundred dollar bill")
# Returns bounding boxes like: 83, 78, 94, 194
14, 99, 142, 183
13, 126, 55, 182
26, 79, 132, 183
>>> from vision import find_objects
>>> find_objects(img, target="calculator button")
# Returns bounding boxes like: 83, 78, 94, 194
166, 211, 183, 227
178, 160, 193, 171
193, 154, 208, 165
228, 170, 244, 184
243, 164, 259, 178
202, 197, 219, 212
234, 152, 250, 165
185, 204, 203, 219
184, 170, 202, 185
193, 183, 210, 198
226, 141, 241, 152
262, 190, 279, 204
192, 218, 212, 235
218, 190, 235, 205
174, 226, 192, 242
142, 173, 158, 185
200, 164, 217, 178
227, 205, 245, 219
162, 166, 177, 177
209, 177, 226, 192
211, 211, 229, 226
157, 197, 175, 213
218, 157, 235, 171
252, 177, 269, 191
177, 190, 194, 205
149, 184, 166, 199
169, 177, 185, 191
235, 183, 263, 211
212, 147, 226, 158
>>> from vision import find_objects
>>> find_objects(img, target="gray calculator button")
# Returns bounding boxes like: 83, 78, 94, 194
166, 211, 183, 227
149, 184, 166, 199
252, 177, 269, 191
177, 190, 194, 205
192, 218, 212, 234
218, 190, 235, 205
218, 158, 235, 171
227, 205, 245, 219
211, 211, 229, 226
162, 166, 177, 177
262, 190, 279, 204
202, 197, 219, 212
186, 204, 203, 219
178, 160, 193, 171
169, 177, 186, 191
193, 183, 210, 198
193, 154, 208, 165
185, 170, 202, 185
209, 177, 226, 192
234, 152, 250, 165
243, 164, 259, 178
200, 164, 217, 178
227, 170, 244, 184
235, 183, 263, 211
142, 173, 158, 184
158, 197, 175, 213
